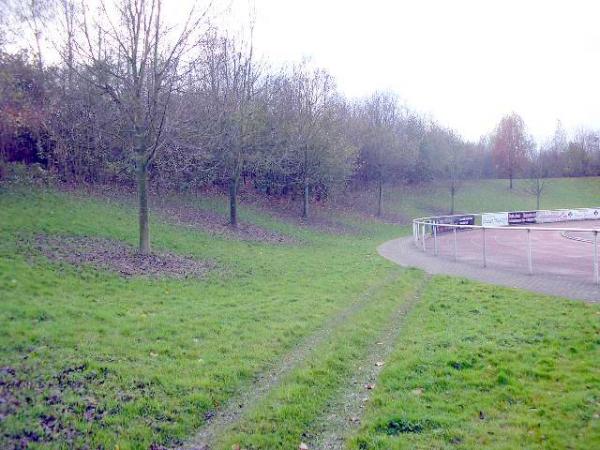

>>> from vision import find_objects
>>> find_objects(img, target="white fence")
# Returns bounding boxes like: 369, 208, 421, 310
412, 207, 600, 285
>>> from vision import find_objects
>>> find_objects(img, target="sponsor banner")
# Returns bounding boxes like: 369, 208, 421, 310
536, 209, 570, 223
507, 211, 536, 225
431, 215, 475, 233
482, 212, 508, 227
568, 209, 586, 221
583, 208, 600, 220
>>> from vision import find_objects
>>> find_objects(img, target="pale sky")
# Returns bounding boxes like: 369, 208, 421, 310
222, 0, 600, 142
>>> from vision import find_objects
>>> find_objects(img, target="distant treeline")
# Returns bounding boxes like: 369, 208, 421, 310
1, 0, 599, 250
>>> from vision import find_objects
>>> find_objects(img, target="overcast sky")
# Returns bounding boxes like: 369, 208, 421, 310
224, 0, 600, 142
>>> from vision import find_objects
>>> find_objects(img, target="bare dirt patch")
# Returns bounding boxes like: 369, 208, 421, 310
30, 235, 212, 279
0, 362, 106, 449
59, 183, 298, 244
156, 201, 297, 244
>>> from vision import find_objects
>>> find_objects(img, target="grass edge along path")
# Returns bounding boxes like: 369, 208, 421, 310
347, 276, 600, 449
211, 269, 427, 450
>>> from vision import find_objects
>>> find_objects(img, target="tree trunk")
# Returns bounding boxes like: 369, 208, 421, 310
376, 177, 383, 217
137, 160, 150, 255
229, 178, 237, 227
450, 185, 455, 215
302, 148, 309, 219
302, 181, 309, 219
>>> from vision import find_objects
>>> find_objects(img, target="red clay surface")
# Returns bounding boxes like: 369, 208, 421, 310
423, 220, 600, 284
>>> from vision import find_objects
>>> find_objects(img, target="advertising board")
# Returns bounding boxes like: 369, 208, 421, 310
507, 211, 537, 225
432, 215, 475, 233
482, 212, 509, 227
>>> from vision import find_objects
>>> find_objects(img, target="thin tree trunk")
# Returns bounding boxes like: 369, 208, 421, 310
450, 185, 455, 215
229, 178, 237, 227
302, 181, 309, 219
302, 148, 309, 219
137, 160, 150, 254
377, 176, 383, 217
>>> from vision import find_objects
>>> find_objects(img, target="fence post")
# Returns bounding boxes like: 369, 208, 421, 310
482, 227, 487, 268
527, 228, 533, 275
594, 230, 599, 285
422, 223, 426, 251
453, 227, 458, 261
433, 223, 438, 256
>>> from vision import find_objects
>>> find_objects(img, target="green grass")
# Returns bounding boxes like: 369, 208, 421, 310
217, 270, 424, 450
0, 187, 401, 448
0, 177, 598, 449
382, 176, 600, 219
349, 277, 600, 449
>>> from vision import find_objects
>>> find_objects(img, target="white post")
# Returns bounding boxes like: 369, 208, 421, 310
482, 227, 487, 268
594, 230, 598, 285
422, 223, 426, 251
527, 228, 533, 275
433, 223, 438, 256
453, 227, 458, 261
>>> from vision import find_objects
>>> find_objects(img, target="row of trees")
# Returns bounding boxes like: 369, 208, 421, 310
1, 0, 599, 252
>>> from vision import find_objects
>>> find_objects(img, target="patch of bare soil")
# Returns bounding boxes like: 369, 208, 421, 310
155, 201, 297, 244
0, 363, 106, 449
32, 235, 212, 279
59, 184, 298, 244
232, 190, 369, 235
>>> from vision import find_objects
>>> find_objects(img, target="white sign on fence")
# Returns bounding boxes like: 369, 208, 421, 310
482, 212, 509, 227
582, 208, 600, 220
536, 209, 570, 223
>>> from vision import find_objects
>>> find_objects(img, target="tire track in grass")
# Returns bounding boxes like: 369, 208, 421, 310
308, 275, 430, 450
179, 268, 408, 450
210, 270, 427, 450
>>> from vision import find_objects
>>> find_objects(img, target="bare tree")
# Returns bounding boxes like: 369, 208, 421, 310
442, 129, 466, 215
492, 113, 530, 189
75, 0, 211, 253
196, 30, 261, 227
525, 148, 546, 210
354, 92, 418, 217
279, 65, 342, 218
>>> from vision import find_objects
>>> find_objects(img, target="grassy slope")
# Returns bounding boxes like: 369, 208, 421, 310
383, 177, 600, 219
349, 277, 600, 449
0, 177, 598, 449
0, 188, 401, 448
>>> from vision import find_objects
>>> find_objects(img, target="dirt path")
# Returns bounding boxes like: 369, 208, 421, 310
179, 270, 407, 450
307, 276, 430, 450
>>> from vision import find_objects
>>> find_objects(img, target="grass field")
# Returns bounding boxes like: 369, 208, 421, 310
0, 178, 599, 449
380, 176, 600, 219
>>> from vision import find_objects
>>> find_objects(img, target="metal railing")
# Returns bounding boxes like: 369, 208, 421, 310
412, 208, 600, 285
